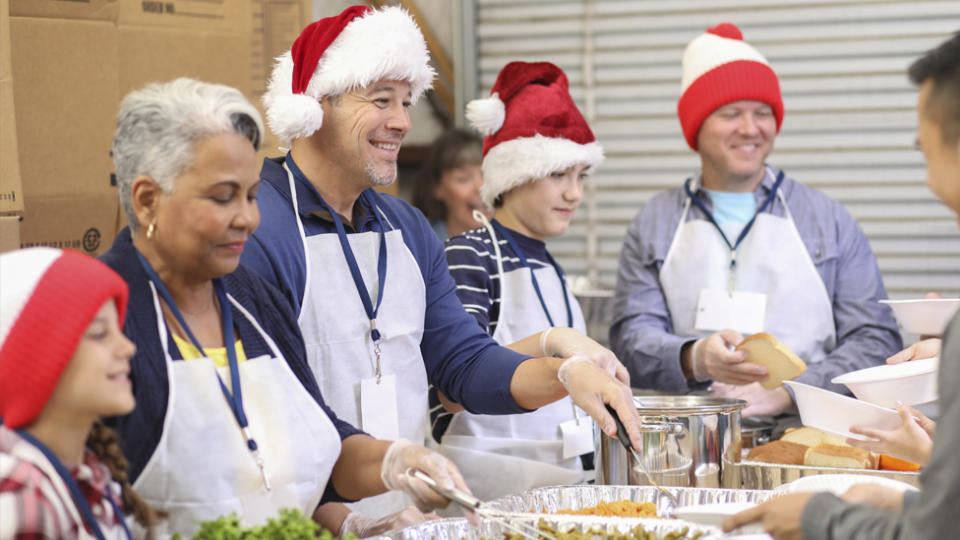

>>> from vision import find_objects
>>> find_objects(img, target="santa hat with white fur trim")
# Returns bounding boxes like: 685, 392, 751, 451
677, 22, 784, 150
467, 61, 603, 208
0, 248, 128, 429
263, 5, 435, 145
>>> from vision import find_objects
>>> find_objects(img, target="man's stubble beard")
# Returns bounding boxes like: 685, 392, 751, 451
365, 159, 398, 187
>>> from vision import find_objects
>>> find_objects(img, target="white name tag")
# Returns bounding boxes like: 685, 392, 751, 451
559, 416, 594, 460
695, 288, 766, 335
360, 374, 400, 440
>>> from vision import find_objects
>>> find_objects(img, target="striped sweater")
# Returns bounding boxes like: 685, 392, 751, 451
430, 225, 555, 442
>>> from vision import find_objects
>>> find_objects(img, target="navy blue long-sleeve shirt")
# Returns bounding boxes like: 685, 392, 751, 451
241, 157, 530, 415
101, 228, 361, 503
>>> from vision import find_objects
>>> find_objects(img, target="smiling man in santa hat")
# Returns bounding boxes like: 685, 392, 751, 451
240, 5, 643, 536
610, 23, 901, 418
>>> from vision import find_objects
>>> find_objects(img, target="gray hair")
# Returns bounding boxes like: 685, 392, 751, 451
112, 77, 264, 229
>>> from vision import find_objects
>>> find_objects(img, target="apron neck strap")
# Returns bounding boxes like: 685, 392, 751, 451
491, 220, 574, 328
14, 429, 132, 540
683, 169, 785, 253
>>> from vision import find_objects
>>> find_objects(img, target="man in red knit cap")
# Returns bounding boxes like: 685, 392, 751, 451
610, 23, 902, 418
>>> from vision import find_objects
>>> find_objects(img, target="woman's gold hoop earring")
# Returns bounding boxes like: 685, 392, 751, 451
146, 222, 156, 240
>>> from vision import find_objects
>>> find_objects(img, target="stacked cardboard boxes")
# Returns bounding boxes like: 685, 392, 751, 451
1, 0, 311, 255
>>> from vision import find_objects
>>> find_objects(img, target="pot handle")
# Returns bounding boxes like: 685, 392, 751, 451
639, 416, 685, 435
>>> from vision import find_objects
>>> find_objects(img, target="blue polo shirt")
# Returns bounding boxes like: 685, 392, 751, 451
242, 156, 530, 415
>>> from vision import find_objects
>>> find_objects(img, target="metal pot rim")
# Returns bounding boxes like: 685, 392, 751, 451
633, 395, 746, 414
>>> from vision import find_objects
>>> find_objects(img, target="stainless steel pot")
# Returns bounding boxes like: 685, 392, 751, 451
595, 396, 745, 489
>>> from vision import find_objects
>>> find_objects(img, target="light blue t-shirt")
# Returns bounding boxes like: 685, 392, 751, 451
703, 188, 757, 241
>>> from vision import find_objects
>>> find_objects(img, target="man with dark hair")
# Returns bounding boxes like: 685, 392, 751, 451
723, 30, 960, 539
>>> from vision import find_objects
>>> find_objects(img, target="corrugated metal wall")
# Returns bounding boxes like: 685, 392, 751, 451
470, 0, 960, 299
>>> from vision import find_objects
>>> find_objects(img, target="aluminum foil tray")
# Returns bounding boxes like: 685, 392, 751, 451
737, 460, 921, 490
385, 515, 720, 540
487, 485, 775, 514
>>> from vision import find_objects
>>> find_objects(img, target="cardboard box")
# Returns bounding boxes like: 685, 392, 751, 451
0, 0, 23, 215
6, 0, 306, 251
19, 193, 119, 256
0, 215, 20, 253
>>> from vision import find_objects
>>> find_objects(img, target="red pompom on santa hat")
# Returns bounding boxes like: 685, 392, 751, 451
466, 61, 604, 208
0, 248, 128, 429
677, 22, 784, 150
263, 5, 436, 145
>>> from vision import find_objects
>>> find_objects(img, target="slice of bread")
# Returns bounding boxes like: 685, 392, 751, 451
781, 427, 849, 448
803, 444, 878, 469
735, 333, 807, 390
746, 440, 808, 466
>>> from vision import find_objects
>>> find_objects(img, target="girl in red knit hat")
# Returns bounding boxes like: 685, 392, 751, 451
0, 247, 158, 539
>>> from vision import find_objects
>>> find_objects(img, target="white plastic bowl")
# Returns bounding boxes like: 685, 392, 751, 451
831, 357, 938, 408
880, 298, 960, 335
784, 381, 902, 441
673, 502, 764, 534
773, 473, 918, 495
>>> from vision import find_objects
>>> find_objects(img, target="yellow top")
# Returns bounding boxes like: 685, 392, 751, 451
172, 333, 248, 367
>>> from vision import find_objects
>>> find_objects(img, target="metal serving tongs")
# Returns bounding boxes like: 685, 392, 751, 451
604, 404, 680, 518
405, 468, 557, 540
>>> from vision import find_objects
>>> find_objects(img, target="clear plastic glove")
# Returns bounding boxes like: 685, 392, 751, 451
340, 507, 435, 538
710, 382, 794, 418
848, 402, 935, 465
840, 484, 905, 512
557, 356, 643, 450
886, 338, 941, 364
690, 330, 766, 385
380, 439, 472, 513
542, 327, 630, 385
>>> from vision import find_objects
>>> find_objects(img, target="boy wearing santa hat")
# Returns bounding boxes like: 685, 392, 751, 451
241, 4, 643, 534
610, 23, 901, 417
431, 61, 629, 502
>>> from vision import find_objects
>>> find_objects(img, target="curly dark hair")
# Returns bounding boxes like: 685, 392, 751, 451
86, 421, 165, 538
412, 129, 483, 222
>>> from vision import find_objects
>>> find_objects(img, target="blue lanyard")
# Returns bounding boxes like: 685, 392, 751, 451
135, 251, 270, 489
492, 220, 573, 328
286, 153, 390, 378
683, 170, 784, 256
15, 429, 133, 540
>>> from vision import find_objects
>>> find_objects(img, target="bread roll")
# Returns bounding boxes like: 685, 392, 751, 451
781, 427, 848, 448
736, 333, 807, 390
803, 444, 878, 469
746, 440, 808, 466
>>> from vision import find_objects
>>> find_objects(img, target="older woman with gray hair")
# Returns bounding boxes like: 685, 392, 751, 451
101, 78, 470, 537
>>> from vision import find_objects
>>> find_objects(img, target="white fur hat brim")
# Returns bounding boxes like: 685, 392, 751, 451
263, 6, 436, 145
480, 135, 605, 208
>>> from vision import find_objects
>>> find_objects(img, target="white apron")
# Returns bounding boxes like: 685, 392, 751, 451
438, 219, 585, 502
660, 175, 836, 364
132, 283, 341, 538
286, 164, 428, 517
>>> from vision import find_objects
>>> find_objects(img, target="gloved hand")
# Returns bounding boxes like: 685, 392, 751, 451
542, 327, 630, 385
380, 439, 471, 513
556, 356, 643, 451
689, 330, 766, 385
340, 507, 435, 538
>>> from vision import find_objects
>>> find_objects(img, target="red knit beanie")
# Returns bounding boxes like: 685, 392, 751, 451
0, 248, 129, 428
677, 22, 784, 150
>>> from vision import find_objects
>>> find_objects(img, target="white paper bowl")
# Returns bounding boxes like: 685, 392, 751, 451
831, 357, 938, 408
784, 381, 902, 441
673, 502, 764, 534
880, 298, 960, 335
773, 473, 918, 495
